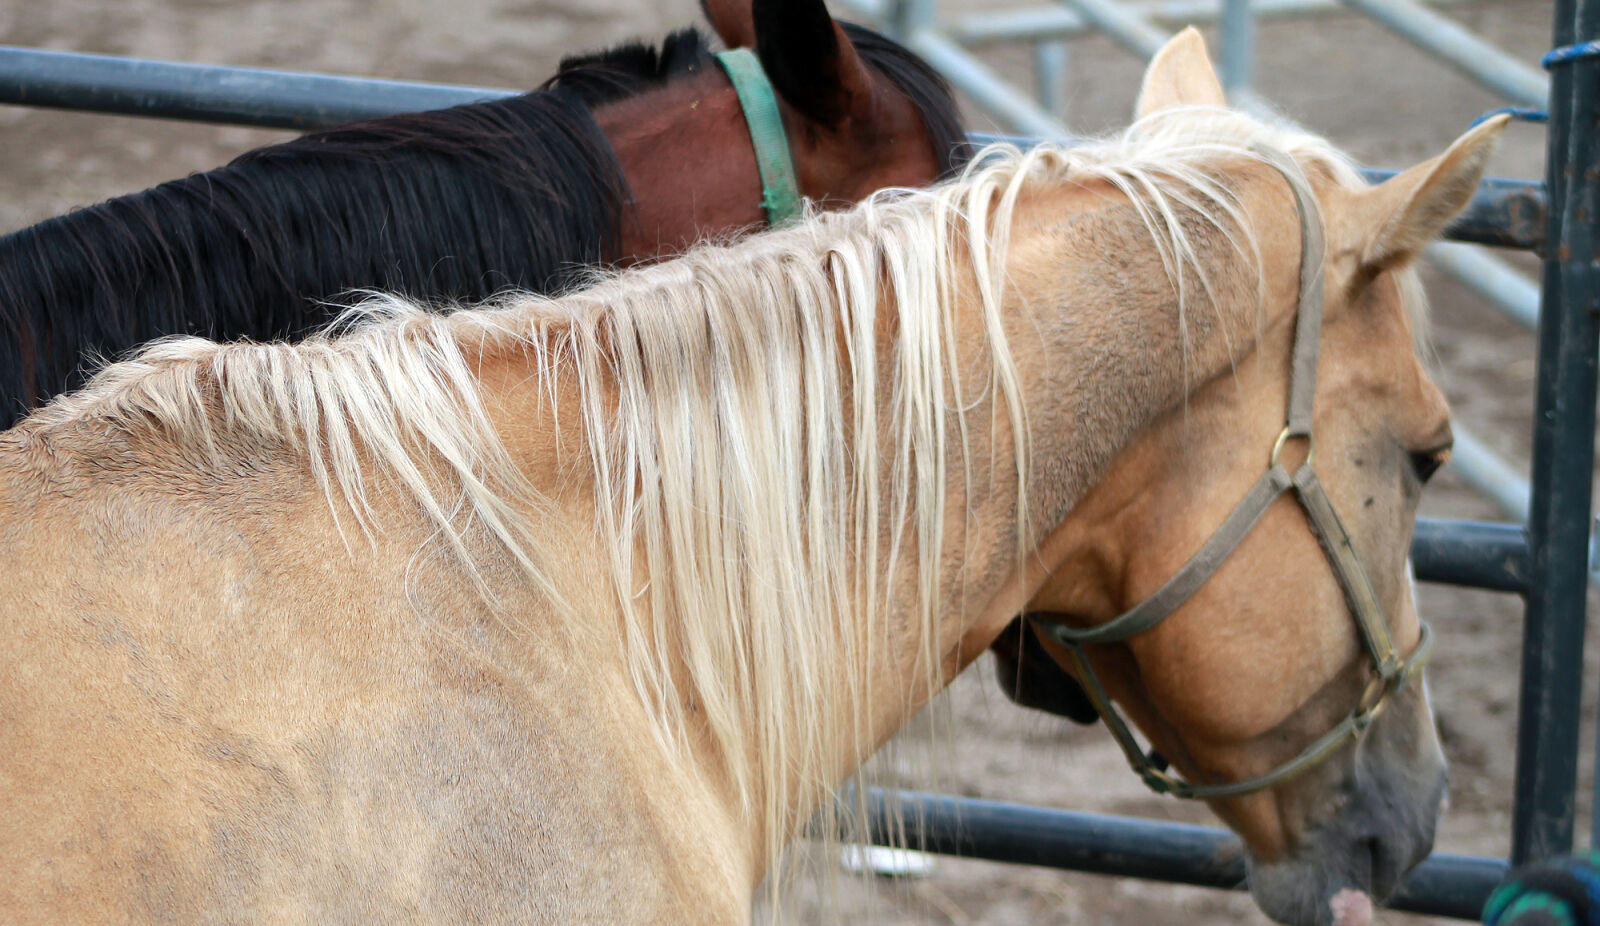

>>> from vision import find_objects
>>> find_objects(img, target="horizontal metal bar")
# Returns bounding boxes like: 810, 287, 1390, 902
1448, 428, 1533, 523
1411, 518, 1530, 593
1020, 0, 1545, 121
857, 8, 1547, 253
902, 28, 1072, 138
1337, 0, 1548, 108
967, 137, 1545, 251
1368, 174, 1545, 251
952, 0, 1475, 45
830, 0, 889, 22
1059, 0, 1169, 58
867, 789, 1508, 920
0, 46, 513, 130
1428, 242, 1541, 331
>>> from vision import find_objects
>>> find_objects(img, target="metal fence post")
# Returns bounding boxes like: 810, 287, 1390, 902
1033, 40, 1068, 116
1513, 0, 1599, 866
1220, 0, 1255, 98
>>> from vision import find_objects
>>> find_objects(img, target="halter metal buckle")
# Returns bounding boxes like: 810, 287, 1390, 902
1139, 765, 1184, 795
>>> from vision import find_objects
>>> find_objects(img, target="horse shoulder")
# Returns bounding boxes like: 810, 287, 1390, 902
0, 432, 748, 923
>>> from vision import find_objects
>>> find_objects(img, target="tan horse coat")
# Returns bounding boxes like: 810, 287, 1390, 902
1, 32, 1503, 925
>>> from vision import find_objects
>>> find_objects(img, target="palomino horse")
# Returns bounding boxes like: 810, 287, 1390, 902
0, 31, 1501, 926
0, 0, 962, 425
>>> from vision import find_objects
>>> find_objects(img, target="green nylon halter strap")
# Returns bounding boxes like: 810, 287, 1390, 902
714, 48, 803, 227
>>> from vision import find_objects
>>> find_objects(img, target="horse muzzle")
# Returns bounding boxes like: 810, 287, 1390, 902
1245, 681, 1447, 926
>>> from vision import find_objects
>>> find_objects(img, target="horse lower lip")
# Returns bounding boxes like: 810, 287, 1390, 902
1329, 888, 1373, 926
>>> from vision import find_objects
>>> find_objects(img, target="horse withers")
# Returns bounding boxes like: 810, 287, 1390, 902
0, 30, 1501, 926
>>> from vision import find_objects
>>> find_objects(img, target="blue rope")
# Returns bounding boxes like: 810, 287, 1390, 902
1472, 40, 1600, 128
1472, 106, 1549, 127
1542, 40, 1600, 69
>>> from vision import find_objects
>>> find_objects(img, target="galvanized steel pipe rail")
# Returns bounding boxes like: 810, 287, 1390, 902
0, 46, 510, 130
865, 788, 1510, 921
952, 0, 1476, 46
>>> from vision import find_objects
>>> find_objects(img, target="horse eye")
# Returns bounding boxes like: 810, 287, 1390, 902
1409, 447, 1450, 484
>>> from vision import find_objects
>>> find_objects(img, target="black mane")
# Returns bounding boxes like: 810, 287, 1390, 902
545, 27, 714, 107
0, 23, 962, 425
0, 87, 626, 422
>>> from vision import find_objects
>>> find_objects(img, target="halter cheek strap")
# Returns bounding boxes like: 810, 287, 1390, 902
1029, 145, 1434, 801
713, 49, 803, 227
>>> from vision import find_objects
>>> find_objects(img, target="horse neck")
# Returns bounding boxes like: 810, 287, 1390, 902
454, 253, 1037, 877
592, 68, 767, 265
454, 172, 1290, 871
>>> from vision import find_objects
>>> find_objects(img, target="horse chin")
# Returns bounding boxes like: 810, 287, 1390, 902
1245, 762, 1446, 926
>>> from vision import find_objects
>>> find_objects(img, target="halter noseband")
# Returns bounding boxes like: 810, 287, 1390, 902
713, 49, 803, 227
1028, 146, 1434, 801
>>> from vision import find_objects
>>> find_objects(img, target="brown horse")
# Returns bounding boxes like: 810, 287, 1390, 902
0, 31, 1501, 926
0, 0, 962, 424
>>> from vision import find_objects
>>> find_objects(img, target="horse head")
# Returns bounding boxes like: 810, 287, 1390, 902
1012, 32, 1504, 926
595, 0, 962, 261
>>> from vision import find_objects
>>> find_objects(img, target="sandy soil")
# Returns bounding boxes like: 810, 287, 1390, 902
0, 1, 1588, 923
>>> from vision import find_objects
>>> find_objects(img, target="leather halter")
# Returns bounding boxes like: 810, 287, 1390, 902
713, 49, 803, 227
1028, 146, 1435, 801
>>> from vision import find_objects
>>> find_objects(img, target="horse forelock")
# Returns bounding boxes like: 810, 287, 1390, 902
19, 107, 1384, 904
977, 105, 1433, 385
1126, 105, 1433, 350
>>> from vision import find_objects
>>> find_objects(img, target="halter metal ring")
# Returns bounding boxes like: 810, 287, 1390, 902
1270, 425, 1314, 468
1353, 677, 1392, 730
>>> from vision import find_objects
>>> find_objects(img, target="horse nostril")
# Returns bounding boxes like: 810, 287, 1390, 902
1364, 834, 1411, 901
1357, 836, 1384, 896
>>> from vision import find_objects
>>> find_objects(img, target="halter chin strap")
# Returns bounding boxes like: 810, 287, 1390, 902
713, 49, 803, 227
1028, 145, 1435, 801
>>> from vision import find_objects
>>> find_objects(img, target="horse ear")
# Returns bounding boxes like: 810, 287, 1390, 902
701, 0, 755, 49
1357, 115, 1509, 271
752, 0, 876, 127
1135, 27, 1226, 118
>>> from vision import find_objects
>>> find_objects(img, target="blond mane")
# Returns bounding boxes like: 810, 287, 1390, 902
22, 103, 1402, 909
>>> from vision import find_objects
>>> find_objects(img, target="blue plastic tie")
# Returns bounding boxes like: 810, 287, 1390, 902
1542, 40, 1600, 69
1472, 107, 1549, 127
1470, 41, 1599, 129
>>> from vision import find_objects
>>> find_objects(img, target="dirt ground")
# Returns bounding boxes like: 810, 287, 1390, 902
0, 1, 1587, 923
